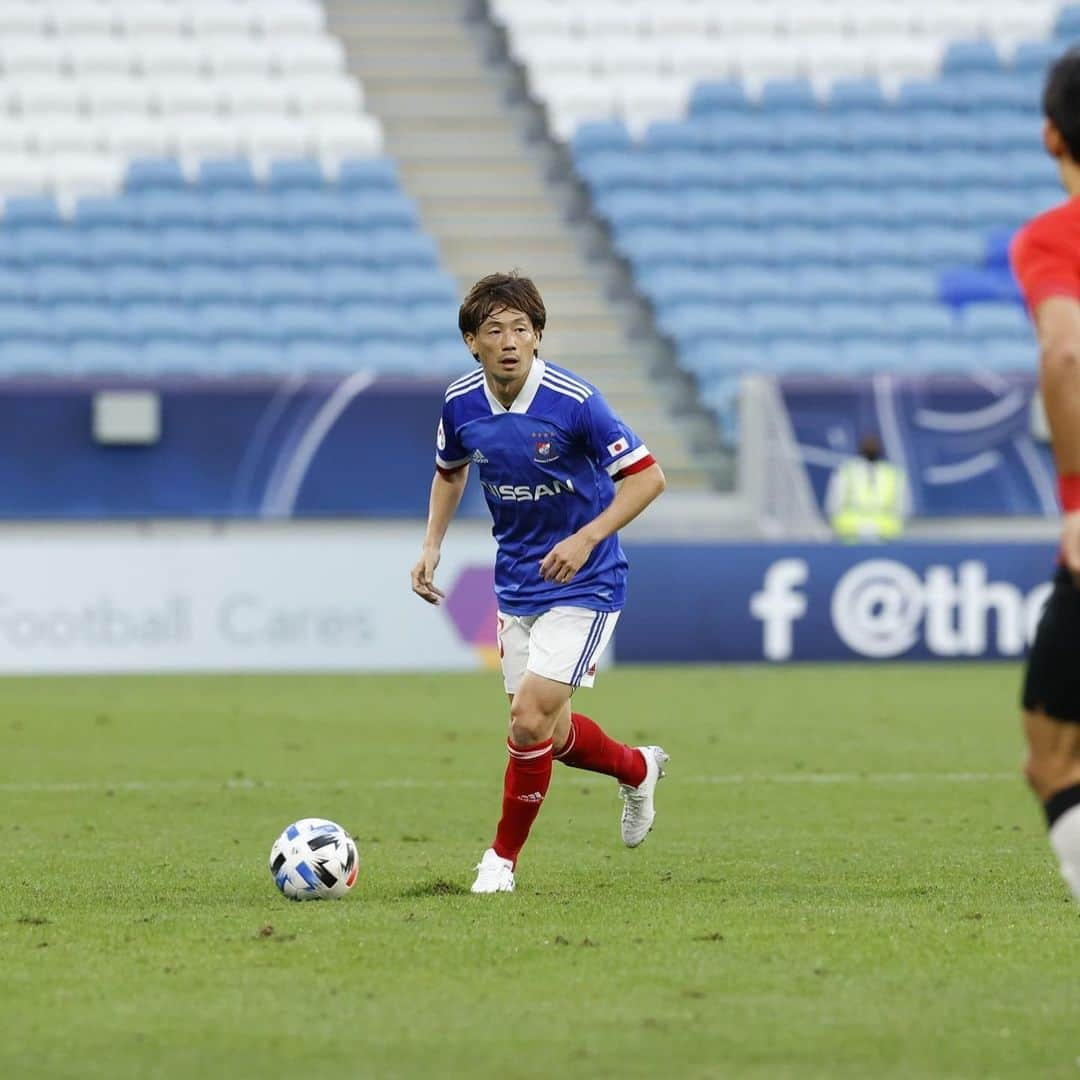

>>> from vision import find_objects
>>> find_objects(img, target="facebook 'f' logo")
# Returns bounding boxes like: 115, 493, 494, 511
749, 559, 809, 661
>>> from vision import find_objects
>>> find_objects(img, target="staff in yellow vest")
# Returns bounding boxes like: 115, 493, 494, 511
825, 435, 910, 542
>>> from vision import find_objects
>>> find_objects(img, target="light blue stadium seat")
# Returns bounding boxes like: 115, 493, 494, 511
124, 158, 186, 193
887, 302, 955, 340
942, 41, 1002, 77
984, 227, 1015, 268
749, 302, 818, 341
752, 189, 820, 227
768, 340, 842, 374
336, 156, 400, 191
429, 341, 472, 374
177, 265, 252, 304
348, 192, 419, 230
952, 74, 1040, 113
52, 303, 132, 345
160, 227, 231, 266
249, 266, 322, 303
638, 266, 723, 305
285, 340, 357, 374
699, 116, 773, 153
571, 120, 633, 157
392, 267, 456, 304
373, 230, 439, 267
775, 228, 841, 266
907, 227, 983, 266
913, 113, 980, 151
14, 229, 92, 267
73, 194, 142, 229
410, 302, 458, 339
1012, 41, 1060, 75
2, 197, 62, 229
977, 113, 1041, 152
230, 228, 300, 267
679, 342, 751, 376
775, 114, 846, 152
897, 80, 962, 113
760, 78, 817, 113
266, 158, 325, 191
700, 227, 773, 267
297, 228, 373, 266
961, 302, 1031, 341
142, 340, 213, 375
644, 120, 702, 154
88, 228, 160, 266
216, 340, 287, 374
30, 266, 100, 303
123, 304, 205, 343
820, 190, 887, 227
732, 152, 794, 188
281, 190, 349, 228
910, 340, 981, 372
139, 191, 212, 229
932, 149, 988, 189
0, 304, 54, 340
1055, 4, 1080, 37
317, 266, 394, 303
657, 152, 719, 190
863, 150, 939, 187
827, 79, 886, 113
893, 189, 963, 227
270, 303, 342, 343
964, 190, 1027, 230
861, 267, 936, 303
196, 159, 257, 190
817, 302, 884, 340
660, 304, 755, 344
0, 339, 69, 373
795, 151, 865, 187
576, 151, 655, 192
616, 228, 694, 270
195, 304, 278, 342
842, 114, 913, 151
68, 341, 141, 375
104, 266, 176, 303
353, 341, 428, 373
787, 267, 861, 303
981, 340, 1036, 371
838, 340, 909, 375
722, 267, 789, 303
208, 190, 282, 228
339, 302, 407, 342
599, 191, 679, 229
838, 226, 913, 266
0, 268, 25, 301
688, 80, 749, 117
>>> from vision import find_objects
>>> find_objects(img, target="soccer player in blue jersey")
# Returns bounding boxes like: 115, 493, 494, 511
410, 272, 668, 894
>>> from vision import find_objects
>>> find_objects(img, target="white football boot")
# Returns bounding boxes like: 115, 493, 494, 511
470, 848, 515, 893
619, 746, 669, 847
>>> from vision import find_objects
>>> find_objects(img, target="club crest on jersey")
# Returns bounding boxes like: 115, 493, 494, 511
532, 431, 559, 463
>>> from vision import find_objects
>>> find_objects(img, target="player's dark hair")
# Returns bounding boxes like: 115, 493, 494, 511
458, 272, 547, 347
1044, 48, 1080, 162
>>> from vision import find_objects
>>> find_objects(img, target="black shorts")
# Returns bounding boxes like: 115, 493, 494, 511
1023, 567, 1080, 722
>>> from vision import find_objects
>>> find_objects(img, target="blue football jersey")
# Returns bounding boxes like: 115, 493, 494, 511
435, 358, 654, 615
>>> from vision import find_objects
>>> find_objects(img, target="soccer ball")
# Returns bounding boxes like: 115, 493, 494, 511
268, 818, 359, 901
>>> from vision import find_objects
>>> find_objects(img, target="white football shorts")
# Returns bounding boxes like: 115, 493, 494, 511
497, 605, 620, 694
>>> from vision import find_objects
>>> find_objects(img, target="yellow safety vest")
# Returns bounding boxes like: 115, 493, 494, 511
831, 460, 904, 542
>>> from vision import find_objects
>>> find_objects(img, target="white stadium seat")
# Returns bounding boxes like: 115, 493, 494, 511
69, 37, 135, 77
293, 76, 364, 116
48, 153, 123, 198
34, 116, 104, 155
314, 115, 384, 161
117, 4, 187, 40
172, 115, 241, 159
135, 40, 208, 78
0, 156, 49, 194
252, 1, 327, 38
204, 41, 277, 77
275, 38, 348, 77
46, 2, 117, 38
83, 77, 154, 116
104, 115, 172, 158
615, 76, 693, 131
185, 4, 256, 39
0, 120, 31, 155
14, 78, 85, 118
242, 117, 312, 160
1, 38, 65, 78
149, 78, 223, 116
224, 78, 296, 117
0, 2, 49, 36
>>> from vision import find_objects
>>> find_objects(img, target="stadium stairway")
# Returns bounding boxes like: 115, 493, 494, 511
324, 0, 719, 490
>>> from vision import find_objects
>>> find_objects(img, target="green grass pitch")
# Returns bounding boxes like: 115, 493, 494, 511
2, 664, 1078, 1079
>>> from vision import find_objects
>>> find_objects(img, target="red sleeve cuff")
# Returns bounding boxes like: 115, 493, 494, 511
1025, 282, 1080, 310
436, 464, 467, 479
613, 454, 656, 481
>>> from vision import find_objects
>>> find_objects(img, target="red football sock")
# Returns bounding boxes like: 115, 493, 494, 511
554, 713, 647, 787
492, 738, 553, 867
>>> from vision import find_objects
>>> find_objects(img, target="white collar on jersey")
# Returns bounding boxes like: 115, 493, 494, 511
483, 357, 546, 415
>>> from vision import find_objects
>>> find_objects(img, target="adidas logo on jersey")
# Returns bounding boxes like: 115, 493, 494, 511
471, 449, 489, 464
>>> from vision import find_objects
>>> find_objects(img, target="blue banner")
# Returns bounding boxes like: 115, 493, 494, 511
781, 374, 1058, 518
617, 542, 1059, 662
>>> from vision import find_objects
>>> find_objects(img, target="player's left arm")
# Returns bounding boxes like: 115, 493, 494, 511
539, 395, 666, 584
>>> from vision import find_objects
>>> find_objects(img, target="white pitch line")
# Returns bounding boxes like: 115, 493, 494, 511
0, 772, 1017, 794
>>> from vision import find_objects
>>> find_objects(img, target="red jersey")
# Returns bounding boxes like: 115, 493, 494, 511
1010, 196, 1080, 311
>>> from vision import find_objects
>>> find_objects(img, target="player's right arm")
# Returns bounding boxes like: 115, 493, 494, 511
411, 465, 469, 604
411, 408, 471, 605
1012, 214, 1080, 575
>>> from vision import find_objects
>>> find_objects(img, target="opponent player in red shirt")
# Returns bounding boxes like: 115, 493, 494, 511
1010, 48, 1080, 904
